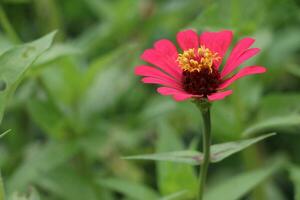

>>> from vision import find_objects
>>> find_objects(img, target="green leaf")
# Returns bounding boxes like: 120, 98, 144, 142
259, 93, 300, 117
36, 166, 98, 200
243, 115, 300, 136
204, 156, 285, 200
211, 133, 276, 162
33, 44, 81, 67
9, 188, 40, 200
27, 92, 69, 139
98, 178, 159, 200
155, 123, 197, 198
38, 59, 82, 108
287, 63, 300, 78
78, 44, 135, 119
159, 190, 187, 200
124, 133, 275, 165
268, 28, 300, 66
7, 141, 78, 192
124, 150, 201, 165
0, 172, 5, 200
0, 31, 56, 124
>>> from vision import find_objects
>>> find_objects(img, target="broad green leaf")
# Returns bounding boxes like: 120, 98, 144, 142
251, 94, 300, 136
265, 182, 286, 200
79, 54, 134, 118
156, 123, 197, 198
0, 31, 56, 124
27, 97, 67, 139
84, 0, 118, 20
80, 45, 127, 92
243, 115, 300, 136
124, 150, 201, 165
7, 141, 78, 192
75, 0, 139, 57
211, 100, 240, 140
9, 188, 40, 200
287, 64, 300, 78
259, 93, 300, 118
36, 166, 98, 200
98, 178, 159, 200
29, 59, 84, 137
289, 165, 300, 200
27, 59, 83, 137
33, 44, 80, 67
0, 172, 4, 200
125, 133, 275, 165
0, 34, 13, 55
159, 190, 187, 200
204, 156, 285, 200
268, 28, 300, 66
211, 133, 276, 162
39, 59, 82, 107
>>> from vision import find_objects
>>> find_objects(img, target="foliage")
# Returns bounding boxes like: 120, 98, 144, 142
0, 0, 299, 199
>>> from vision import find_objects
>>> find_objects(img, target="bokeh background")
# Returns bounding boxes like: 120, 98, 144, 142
0, 0, 300, 199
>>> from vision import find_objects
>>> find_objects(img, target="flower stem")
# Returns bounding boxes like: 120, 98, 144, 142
197, 102, 211, 200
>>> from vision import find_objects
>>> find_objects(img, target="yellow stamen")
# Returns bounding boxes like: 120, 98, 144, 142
177, 46, 220, 72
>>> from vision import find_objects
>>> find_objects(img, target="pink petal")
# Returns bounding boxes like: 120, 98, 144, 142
154, 39, 178, 61
226, 38, 255, 63
172, 93, 196, 101
157, 87, 185, 95
199, 30, 233, 68
142, 77, 183, 90
157, 87, 201, 102
219, 66, 266, 89
135, 65, 180, 83
141, 49, 181, 79
208, 90, 233, 101
221, 48, 260, 78
176, 30, 199, 51
221, 37, 256, 77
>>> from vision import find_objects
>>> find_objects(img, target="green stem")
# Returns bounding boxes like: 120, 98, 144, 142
197, 102, 211, 200
0, 4, 21, 43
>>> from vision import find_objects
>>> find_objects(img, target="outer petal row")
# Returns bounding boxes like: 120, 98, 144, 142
142, 77, 182, 90
135, 65, 183, 90
154, 39, 178, 61
199, 30, 233, 69
157, 87, 233, 102
221, 38, 258, 78
141, 38, 182, 80
208, 90, 233, 101
157, 87, 202, 101
219, 66, 266, 90
135, 65, 180, 84
176, 30, 199, 51
141, 49, 181, 80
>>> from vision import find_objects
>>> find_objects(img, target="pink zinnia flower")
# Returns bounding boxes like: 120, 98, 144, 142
135, 30, 266, 101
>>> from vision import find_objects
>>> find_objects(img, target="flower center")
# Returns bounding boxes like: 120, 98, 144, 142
177, 46, 220, 72
177, 46, 221, 96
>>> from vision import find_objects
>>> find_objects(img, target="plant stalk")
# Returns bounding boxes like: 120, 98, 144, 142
197, 102, 211, 200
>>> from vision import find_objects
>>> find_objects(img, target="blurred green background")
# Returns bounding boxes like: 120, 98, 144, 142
0, 0, 300, 199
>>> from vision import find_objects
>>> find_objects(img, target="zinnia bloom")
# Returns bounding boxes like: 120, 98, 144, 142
135, 30, 266, 101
